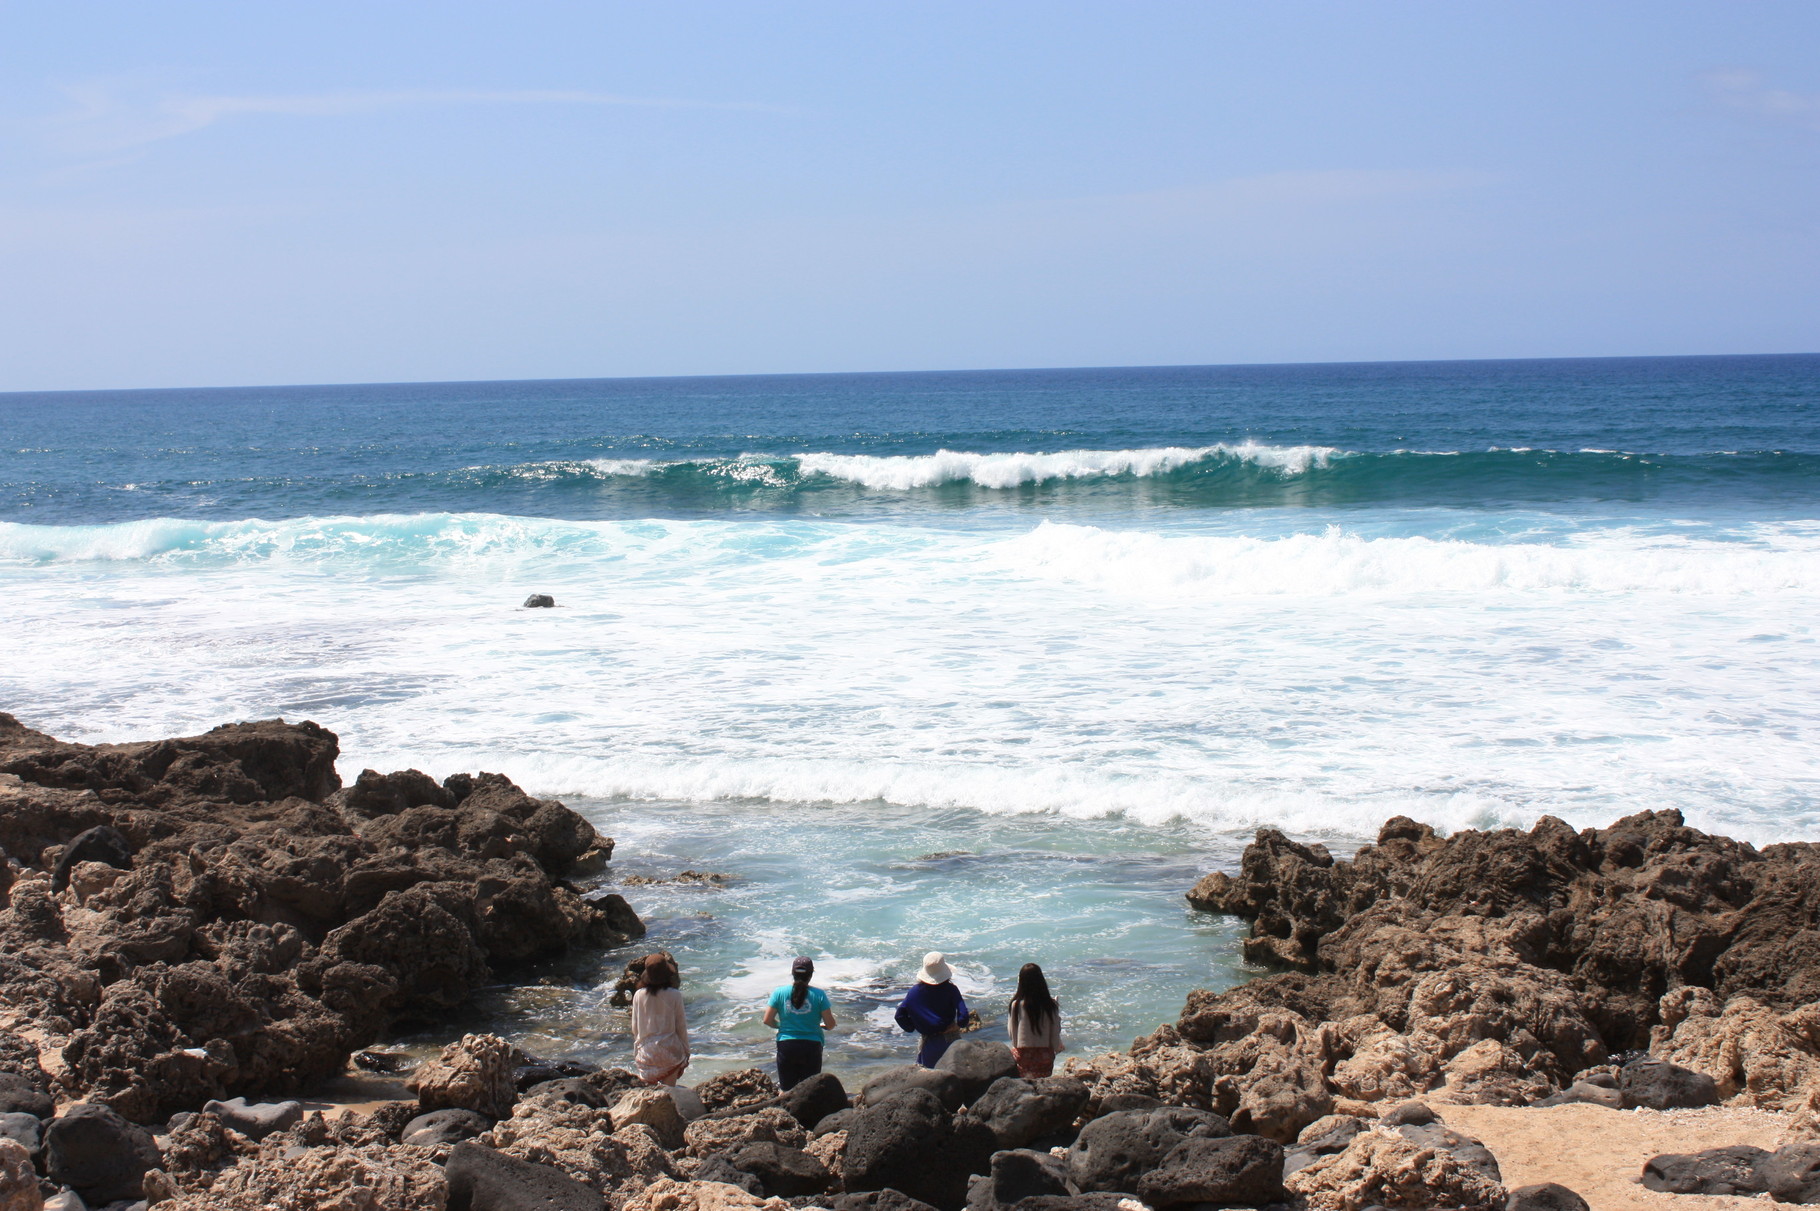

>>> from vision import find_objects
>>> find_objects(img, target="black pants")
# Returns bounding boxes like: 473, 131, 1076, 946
776, 1039, 823, 1091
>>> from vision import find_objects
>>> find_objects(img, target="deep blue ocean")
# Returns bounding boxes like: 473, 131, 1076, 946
3, 353, 1817, 1075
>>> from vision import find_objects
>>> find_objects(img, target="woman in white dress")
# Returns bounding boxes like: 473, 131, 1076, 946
630, 952, 691, 1085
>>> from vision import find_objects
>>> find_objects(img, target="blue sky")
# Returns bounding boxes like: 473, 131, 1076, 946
2, 1, 1817, 390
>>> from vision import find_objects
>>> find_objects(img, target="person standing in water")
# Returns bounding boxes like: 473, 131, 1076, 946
630, 952, 691, 1086
1006, 962, 1064, 1078
763, 956, 837, 1090
895, 951, 968, 1067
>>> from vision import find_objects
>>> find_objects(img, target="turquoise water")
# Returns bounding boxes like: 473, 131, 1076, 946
423, 798, 1250, 1079
3, 355, 1817, 1068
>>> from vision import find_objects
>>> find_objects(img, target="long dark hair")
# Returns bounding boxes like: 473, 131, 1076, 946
637, 952, 679, 992
1010, 962, 1057, 1030
790, 958, 813, 1009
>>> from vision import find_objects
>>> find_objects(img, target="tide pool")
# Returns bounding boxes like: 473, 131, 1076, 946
401, 797, 1252, 1081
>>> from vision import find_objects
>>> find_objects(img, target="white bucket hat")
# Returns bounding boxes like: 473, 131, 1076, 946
918, 951, 953, 985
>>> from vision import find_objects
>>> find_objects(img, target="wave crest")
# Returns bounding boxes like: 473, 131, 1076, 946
791, 443, 1336, 488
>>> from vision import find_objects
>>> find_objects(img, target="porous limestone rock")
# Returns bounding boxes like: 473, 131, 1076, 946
612, 1085, 687, 1150
1650, 987, 1820, 1108
1143, 811, 1820, 1132
0, 1138, 40, 1211
155, 1141, 448, 1211
804, 1128, 846, 1183
1284, 1128, 1507, 1211
696, 1069, 779, 1114
410, 1033, 517, 1119
480, 1087, 629, 1187
621, 1177, 793, 1211
683, 1106, 805, 1158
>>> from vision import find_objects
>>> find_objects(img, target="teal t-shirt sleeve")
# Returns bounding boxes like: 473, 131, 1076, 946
767, 987, 785, 1013
814, 987, 831, 1016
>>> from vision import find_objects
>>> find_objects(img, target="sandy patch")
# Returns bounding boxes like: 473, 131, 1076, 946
298, 1071, 415, 1117
1439, 1102, 1792, 1211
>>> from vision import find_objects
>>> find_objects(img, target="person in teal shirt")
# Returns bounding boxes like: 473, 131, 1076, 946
763, 956, 836, 1090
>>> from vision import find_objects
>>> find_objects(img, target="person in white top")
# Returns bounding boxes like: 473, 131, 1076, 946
630, 952, 691, 1085
1006, 962, 1064, 1078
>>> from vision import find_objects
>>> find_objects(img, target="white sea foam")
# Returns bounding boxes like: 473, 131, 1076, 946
4, 511, 1817, 846
992, 520, 1820, 597
793, 443, 1337, 488
7, 513, 1817, 600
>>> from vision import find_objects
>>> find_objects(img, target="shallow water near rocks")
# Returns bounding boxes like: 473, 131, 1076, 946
395, 796, 1256, 1084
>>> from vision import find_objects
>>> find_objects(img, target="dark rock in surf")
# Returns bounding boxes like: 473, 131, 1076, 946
522, 594, 555, 608
341, 767, 455, 817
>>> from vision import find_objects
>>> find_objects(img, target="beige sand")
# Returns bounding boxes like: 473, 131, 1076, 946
1439, 1103, 1792, 1211
297, 1070, 416, 1116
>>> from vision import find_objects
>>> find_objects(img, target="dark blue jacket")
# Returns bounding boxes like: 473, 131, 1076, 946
895, 980, 967, 1036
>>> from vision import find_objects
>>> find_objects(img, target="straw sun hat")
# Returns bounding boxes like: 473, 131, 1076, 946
918, 951, 954, 984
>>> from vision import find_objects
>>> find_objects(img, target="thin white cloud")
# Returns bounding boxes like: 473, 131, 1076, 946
1703, 69, 1820, 131
30, 81, 786, 156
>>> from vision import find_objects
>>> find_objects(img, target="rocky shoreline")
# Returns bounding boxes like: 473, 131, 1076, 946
2, 716, 1819, 1209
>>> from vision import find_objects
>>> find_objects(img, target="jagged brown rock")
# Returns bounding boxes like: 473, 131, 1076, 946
1075, 811, 1820, 1134
0, 714, 642, 1121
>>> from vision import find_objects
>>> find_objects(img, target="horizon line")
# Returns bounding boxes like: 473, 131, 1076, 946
4, 348, 1817, 400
